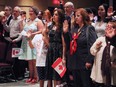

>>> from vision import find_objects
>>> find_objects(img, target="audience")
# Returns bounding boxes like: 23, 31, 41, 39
0, 1, 116, 87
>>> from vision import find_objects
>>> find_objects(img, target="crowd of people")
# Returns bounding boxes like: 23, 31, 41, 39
0, 0, 116, 87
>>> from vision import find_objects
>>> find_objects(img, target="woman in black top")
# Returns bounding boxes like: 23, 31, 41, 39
43, 9, 66, 87
63, 8, 97, 87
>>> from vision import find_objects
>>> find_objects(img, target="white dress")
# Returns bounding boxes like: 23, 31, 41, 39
92, 22, 107, 37
19, 18, 39, 60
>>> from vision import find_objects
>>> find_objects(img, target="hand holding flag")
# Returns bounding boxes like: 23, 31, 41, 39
52, 57, 66, 78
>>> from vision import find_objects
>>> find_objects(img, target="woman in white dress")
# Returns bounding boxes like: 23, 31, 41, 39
92, 4, 108, 37
19, 6, 44, 83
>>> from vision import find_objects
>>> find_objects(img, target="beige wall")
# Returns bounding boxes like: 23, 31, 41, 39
0, 0, 100, 10
48, 0, 100, 9
0, 0, 100, 18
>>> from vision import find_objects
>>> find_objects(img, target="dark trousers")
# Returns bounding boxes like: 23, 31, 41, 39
94, 82, 114, 87
72, 69, 92, 87
13, 58, 27, 78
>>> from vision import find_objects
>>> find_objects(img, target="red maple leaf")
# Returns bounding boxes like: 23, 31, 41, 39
15, 50, 19, 54
59, 65, 63, 70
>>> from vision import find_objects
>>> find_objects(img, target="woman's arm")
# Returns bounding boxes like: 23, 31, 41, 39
62, 34, 66, 65
32, 19, 44, 35
90, 38, 102, 56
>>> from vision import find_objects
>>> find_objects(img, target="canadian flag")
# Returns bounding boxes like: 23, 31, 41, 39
12, 48, 23, 57
52, 57, 66, 78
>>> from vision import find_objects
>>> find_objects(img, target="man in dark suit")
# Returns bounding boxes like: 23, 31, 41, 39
3, 6, 13, 37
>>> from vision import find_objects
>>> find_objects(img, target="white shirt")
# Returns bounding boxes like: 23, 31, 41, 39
32, 34, 48, 67
92, 22, 107, 37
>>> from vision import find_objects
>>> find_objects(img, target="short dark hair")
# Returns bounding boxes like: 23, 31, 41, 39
5, 6, 12, 12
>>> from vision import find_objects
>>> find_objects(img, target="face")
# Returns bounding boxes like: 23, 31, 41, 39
13, 7, 20, 18
29, 8, 36, 18
105, 22, 116, 36
98, 5, 106, 17
53, 11, 59, 23
75, 11, 83, 25
21, 14, 26, 19
4, 7, 11, 16
64, 5, 73, 14
43, 13, 49, 20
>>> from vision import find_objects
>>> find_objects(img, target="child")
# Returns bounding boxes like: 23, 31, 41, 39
32, 34, 48, 87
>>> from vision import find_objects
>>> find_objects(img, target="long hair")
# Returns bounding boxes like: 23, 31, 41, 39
53, 9, 65, 32
44, 9, 52, 21
97, 4, 108, 22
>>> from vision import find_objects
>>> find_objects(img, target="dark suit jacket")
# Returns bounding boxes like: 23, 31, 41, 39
67, 25, 97, 70
110, 35, 116, 47
4, 15, 13, 37
0, 22, 4, 41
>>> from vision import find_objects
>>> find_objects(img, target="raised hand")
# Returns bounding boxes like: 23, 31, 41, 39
63, 20, 69, 33
107, 6, 115, 17
96, 41, 102, 49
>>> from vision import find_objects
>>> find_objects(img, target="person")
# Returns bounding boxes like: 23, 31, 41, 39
64, 1, 74, 19
0, 11, 7, 62
0, 11, 5, 41
64, 1, 75, 29
42, 9, 52, 26
90, 21, 116, 87
38, 10, 44, 20
19, 6, 44, 83
20, 10, 27, 29
92, 4, 108, 37
3, 6, 13, 37
107, 21, 116, 47
105, 7, 116, 47
1, 6, 13, 67
32, 33, 48, 87
3, 6, 25, 80
63, 8, 97, 87
43, 8, 66, 87
85, 7, 97, 24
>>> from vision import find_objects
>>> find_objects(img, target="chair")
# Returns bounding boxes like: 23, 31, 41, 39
0, 43, 16, 82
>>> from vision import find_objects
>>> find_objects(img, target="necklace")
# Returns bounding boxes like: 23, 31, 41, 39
98, 21, 104, 26
77, 24, 84, 36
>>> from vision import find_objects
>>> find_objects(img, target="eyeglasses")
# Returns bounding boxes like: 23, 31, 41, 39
4, 9, 10, 11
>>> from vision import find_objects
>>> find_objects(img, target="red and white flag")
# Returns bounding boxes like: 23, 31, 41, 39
12, 48, 23, 57
52, 57, 66, 78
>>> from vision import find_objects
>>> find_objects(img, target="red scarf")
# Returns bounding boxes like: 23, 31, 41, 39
70, 32, 81, 55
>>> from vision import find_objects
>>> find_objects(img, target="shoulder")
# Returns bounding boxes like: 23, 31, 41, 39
97, 36, 105, 41
37, 19, 44, 26
88, 25, 95, 30
86, 25, 96, 33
